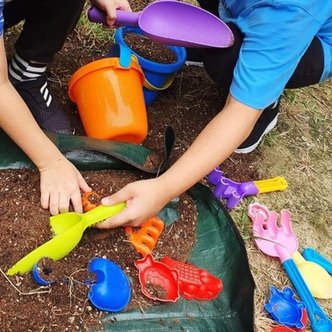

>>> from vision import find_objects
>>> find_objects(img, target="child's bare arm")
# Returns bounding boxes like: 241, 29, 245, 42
98, 94, 261, 228
0, 38, 90, 214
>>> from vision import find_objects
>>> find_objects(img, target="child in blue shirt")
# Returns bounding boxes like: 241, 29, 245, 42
99, 0, 332, 228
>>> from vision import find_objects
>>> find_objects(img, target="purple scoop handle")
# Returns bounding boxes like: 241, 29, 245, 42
88, 7, 140, 27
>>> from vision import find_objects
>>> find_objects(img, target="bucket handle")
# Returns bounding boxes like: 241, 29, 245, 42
118, 42, 132, 68
129, 53, 176, 92
143, 74, 176, 92
119, 43, 176, 91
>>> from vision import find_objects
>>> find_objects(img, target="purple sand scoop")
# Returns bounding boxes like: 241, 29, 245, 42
88, 1, 234, 48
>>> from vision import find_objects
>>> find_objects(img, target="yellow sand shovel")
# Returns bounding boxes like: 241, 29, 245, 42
292, 251, 332, 299
7, 203, 125, 276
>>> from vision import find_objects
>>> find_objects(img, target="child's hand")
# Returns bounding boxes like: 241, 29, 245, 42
96, 178, 170, 229
91, 0, 131, 26
39, 157, 91, 215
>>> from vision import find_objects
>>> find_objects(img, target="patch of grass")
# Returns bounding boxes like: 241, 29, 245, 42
77, 5, 115, 43
259, 126, 282, 149
230, 80, 332, 330
230, 196, 255, 241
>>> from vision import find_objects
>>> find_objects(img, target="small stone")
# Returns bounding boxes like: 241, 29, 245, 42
68, 316, 75, 324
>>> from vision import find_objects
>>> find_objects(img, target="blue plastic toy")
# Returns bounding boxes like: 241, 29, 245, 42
108, 27, 187, 106
32, 257, 131, 313
302, 247, 332, 274
88, 257, 131, 312
265, 286, 306, 329
32, 262, 55, 286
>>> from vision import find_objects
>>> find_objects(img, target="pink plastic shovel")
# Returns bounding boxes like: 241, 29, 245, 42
249, 203, 332, 299
88, 1, 234, 48
249, 206, 332, 332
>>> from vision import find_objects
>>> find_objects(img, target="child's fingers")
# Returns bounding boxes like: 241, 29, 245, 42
40, 189, 50, 210
49, 192, 61, 216
70, 190, 83, 213
78, 174, 91, 193
101, 187, 130, 206
96, 208, 131, 229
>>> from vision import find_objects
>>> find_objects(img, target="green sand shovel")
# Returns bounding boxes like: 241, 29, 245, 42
7, 203, 125, 276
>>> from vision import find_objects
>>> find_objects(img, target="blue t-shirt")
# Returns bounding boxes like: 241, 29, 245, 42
219, 0, 332, 109
0, 0, 4, 37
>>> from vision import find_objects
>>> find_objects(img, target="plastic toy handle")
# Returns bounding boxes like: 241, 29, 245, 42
302, 247, 332, 274
271, 326, 295, 332
292, 251, 306, 265
83, 203, 126, 227
253, 176, 288, 194
143, 74, 176, 91
87, 7, 140, 27
282, 259, 332, 332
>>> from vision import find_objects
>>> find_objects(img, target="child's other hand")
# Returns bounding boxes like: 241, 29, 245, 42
39, 157, 91, 215
91, 0, 131, 26
96, 178, 170, 229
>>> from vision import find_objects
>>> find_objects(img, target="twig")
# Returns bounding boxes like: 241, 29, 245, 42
0, 268, 51, 295
138, 303, 145, 314
165, 223, 174, 236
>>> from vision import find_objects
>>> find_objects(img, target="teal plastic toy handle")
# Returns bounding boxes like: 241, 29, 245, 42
302, 247, 332, 274
283, 259, 332, 332
118, 42, 132, 68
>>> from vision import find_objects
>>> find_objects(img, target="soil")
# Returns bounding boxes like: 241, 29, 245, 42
145, 282, 168, 300
0, 169, 197, 331
0, 2, 260, 331
124, 32, 177, 64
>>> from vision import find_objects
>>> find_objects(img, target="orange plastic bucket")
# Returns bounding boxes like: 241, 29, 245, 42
68, 57, 147, 143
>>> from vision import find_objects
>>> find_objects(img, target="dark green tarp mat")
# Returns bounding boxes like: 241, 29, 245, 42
0, 127, 175, 173
0, 130, 255, 331
102, 184, 255, 332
